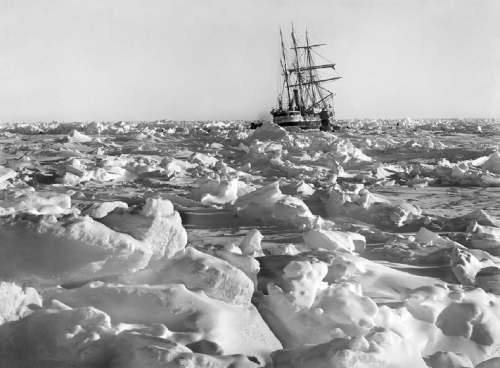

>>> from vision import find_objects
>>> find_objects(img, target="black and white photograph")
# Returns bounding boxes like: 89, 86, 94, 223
1, 0, 500, 367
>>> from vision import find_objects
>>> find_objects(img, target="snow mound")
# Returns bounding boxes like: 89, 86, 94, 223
271, 327, 427, 368
0, 304, 114, 367
258, 258, 378, 348
326, 183, 422, 228
67, 129, 92, 143
100, 197, 187, 265
42, 282, 282, 364
248, 121, 289, 142
482, 151, 500, 174
153, 246, 254, 306
303, 228, 366, 254
0, 214, 152, 284
232, 181, 315, 228
0, 282, 41, 324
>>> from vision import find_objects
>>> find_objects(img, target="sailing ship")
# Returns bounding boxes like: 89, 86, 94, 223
271, 25, 342, 129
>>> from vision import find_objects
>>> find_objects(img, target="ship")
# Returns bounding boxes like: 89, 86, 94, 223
270, 25, 342, 129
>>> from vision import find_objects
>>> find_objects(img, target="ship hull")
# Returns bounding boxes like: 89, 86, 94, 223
272, 114, 321, 129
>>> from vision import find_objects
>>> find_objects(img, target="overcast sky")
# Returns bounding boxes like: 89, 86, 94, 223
1, 0, 499, 122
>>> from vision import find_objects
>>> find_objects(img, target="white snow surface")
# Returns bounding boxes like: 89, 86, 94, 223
1, 118, 500, 367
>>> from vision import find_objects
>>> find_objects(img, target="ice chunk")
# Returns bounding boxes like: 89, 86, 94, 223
415, 227, 452, 247
233, 181, 284, 211
0, 282, 41, 324
476, 267, 500, 295
100, 198, 187, 264
190, 152, 218, 167
83, 201, 129, 219
0, 305, 113, 367
403, 285, 451, 324
401, 284, 500, 360
477, 357, 500, 368
248, 121, 289, 142
280, 180, 316, 196
200, 178, 239, 205
42, 283, 282, 364
423, 351, 473, 368
442, 209, 500, 231
0, 166, 16, 185
482, 151, 500, 174
273, 195, 315, 228
303, 229, 366, 254
0, 215, 152, 284
0, 190, 71, 212
232, 181, 315, 227
67, 129, 92, 143
204, 247, 260, 287
267, 244, 301, 256
467, 220, 500, 255
451, 247, 484, 285
239, 228, 264, 257
111, 331, 260, 368
259, 257, 378, 347
156, 247, 254, 306
271, 327, 427, 368
258, 250, 444, 304
326, 184, 422, 228
435, 300, 500, 346
85, 121, 104, 134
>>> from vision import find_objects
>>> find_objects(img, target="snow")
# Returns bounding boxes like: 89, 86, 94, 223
2, 117, 500, 367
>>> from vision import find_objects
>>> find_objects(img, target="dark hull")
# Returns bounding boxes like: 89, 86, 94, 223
250, 119, 335, 130
250, 113, 327, 130
272, 114, 321, 129
275, 120, 321, 129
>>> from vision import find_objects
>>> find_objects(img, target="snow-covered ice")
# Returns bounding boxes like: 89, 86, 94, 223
1, 117, 500, 367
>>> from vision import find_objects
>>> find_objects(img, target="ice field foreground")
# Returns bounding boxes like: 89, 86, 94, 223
2, 117, 500, 367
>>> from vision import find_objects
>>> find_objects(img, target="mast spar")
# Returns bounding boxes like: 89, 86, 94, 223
290, 23, 305, 113
305, 29, 318, 110
279, 28, 292, 111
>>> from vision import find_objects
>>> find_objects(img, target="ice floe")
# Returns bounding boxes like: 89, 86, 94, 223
1, 118, 500, 366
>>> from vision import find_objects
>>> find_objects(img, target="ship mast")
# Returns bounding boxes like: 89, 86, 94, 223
290, 23, 305, 113
305, 29, 319, 110
279, 28, 292, 110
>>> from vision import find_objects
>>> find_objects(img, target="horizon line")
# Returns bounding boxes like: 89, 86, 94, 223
1, 117, 500, 124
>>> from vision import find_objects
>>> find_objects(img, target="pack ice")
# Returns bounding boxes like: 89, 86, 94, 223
1, 118, 500, 367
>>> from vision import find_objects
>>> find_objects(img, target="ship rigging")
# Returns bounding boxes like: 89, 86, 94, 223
271, 25, 342, 129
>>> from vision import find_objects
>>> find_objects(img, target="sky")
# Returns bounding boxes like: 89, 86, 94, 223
0, 0, 499, 122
